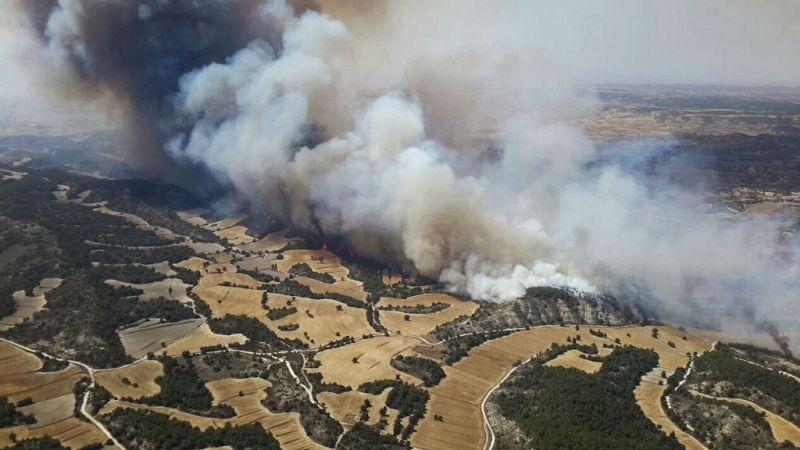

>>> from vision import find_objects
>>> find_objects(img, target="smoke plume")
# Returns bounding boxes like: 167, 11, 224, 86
10, 0, 800, 351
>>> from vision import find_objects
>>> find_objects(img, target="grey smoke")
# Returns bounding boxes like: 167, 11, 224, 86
7, 0, 800, 351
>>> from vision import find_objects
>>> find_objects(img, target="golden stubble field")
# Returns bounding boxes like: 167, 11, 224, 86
309, 336, 423, 388
377, 293, 479, 337
95, 359, 164, 399
100, 376, 325, 450
411, 325, 713, 450
0, 342, 108, 449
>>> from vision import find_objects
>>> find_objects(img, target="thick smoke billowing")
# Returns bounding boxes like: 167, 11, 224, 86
12, 0, 800, 351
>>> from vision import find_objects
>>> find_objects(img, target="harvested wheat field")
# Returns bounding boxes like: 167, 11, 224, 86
198, 272, 262, 289
318, 388, 397, 429
118, 318, 206, 359
237, 230, 292, 253
692, 391, 800, 446
412, 325, 711, 450
545, 349, 603, 373
146, 261, 177, 277
177, 210, 209, 226
0, 341, 43, 376
234, 254, 280, 273
0, 344, 107, 448
267, 294, 374, 346
106, 278, 191, 303
276, 249, 363, 291
182, 240, 226, 255
0, 278, 63, 331
17, 392, 75, 427
0, 417, 108, 449
0, 168, 26, 180
176, 256, 212, 273
162, 323, 247, 356
215, 225, 255, 245
52, 184, 69, 201
101, 377, 325, 450
377, 293, 479, 337
635, 372, 705, 450
0, 291, 46, 331
204, 215, 248, 231
95, 359, 164, 399
0, 362, 86, 404
310, 336, 422, 388
194, 285, 265, 320
295, 276, 367, 301
598, 325, 710, 370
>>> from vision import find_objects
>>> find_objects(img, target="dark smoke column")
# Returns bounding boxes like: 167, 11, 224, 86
18, 0, 287, 167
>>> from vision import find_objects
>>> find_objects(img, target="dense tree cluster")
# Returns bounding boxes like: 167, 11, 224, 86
101, 408, 279, 450
493, 346, 681, 450
261, 363, 342, 447
688, 350, 800, 425
379, 302, 450, 314
288, 263, 336, 283
89, 264, 166, 284
357, 380, 429, 439
390, 355, 446, 387
669, 391, 782, 449
5, 437, 67, 450
138, 356, 234, 417
0, 395, 35, 427
266, 306, 297, 321
337, 422, 408, 450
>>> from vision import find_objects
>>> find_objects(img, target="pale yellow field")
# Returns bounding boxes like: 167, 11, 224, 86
277, 249, 364, 293
177, 210, 208, 226
0, 168, 26, 180
182, 241, 226, 255
95, 359, 164, 399
267, 294, 374, 346
0, 362, 87, 404
204, 215, 248, 232
176, 256, 212, 273
377, 293, 479, 337
215, 225, 255, 245
106, 278, 191, 303
237, 230, 292, 253
145, 262, 177, 276
296, 276, 368, 302
234, 254, 280, 273
318, 388, 397, 429
0, 341, 43, 376
17, 392, 75, 427
310, 336, 422, 388
692, 391, 800, 447
102, 376, 325, 450
412, 325, 712, 450
0, 344, 107, 449
198, 272, 262, 289
0, 417, 107, 449
0, 278, 62, 331
118, 318, 206, 359
162, 323, 247, 356
635, 377, 706, 450
194, 285, 266, 320
0, 291, 46, 331
545, 349, 603, 373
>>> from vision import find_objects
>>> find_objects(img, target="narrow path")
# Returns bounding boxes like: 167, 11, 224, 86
481, 352, 541, 450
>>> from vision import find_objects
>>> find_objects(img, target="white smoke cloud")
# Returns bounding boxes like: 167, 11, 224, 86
8, 0, 800, 348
